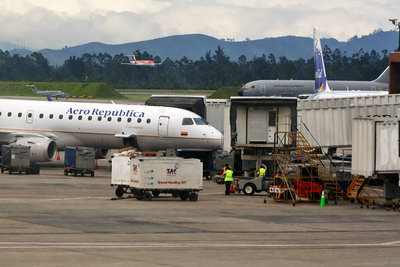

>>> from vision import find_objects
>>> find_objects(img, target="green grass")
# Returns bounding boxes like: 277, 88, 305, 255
208, 87, 240, 99
0, 82, 125, 99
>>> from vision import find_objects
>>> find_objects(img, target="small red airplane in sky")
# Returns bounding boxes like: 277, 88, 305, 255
121, 55, 161, 67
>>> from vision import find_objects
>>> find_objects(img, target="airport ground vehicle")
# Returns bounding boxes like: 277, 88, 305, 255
64, 147, 95, 177
111, 156, 203, 201
269, 179, 323, 201
235, 176, 272, 195
0, 145, 40, 174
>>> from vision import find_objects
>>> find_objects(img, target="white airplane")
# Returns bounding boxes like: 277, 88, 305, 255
0, 99, 223, 162
121, 55, 161, 67
28, 85, 69, 100
309, 27, 388, 100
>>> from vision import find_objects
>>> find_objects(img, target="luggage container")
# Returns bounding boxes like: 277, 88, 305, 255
1, 145, 39, 174
64, 146, 95, 177
111, 156, 203, 201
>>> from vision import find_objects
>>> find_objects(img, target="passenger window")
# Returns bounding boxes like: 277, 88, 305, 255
182, 118, 194, 125
7, 112, 12, 117
107, 117, 112, 122
146, 119, 151, 124
127, 118, 132, 123
78, 115, 82, 120
117, 117, 121, 122
137, 118, 142, 123
88, 116, 92, 121
193, 118, 207, 125
69, 115, 73, 120
0, 112, 2, 116
39, 114, 44, 119
59, 115, 63, 119
98, 116, 102, 121
18, 112, 22, 117
28, 113, 33, 118
49, 114, 54, 119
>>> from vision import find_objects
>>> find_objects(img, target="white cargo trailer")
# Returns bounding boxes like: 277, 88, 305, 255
111, 156, 203, 201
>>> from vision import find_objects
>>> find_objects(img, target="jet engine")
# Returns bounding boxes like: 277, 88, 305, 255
95, 148, 111, 159
14, 137, 57, 162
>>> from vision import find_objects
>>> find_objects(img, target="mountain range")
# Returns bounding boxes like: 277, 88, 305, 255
5, 30, 398, 66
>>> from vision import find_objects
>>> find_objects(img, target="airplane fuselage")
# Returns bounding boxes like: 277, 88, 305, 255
0, 99, 223, 152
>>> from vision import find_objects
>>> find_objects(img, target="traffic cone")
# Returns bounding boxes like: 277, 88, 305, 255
320, 190, 326, 207
56, 152, 60, 161
94, 160, 98, 170
229, 184, 235, 193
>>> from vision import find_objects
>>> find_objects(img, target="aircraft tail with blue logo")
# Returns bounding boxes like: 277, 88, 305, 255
313, 26, 331, 93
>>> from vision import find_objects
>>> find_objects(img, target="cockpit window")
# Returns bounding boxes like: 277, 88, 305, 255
182, 118, 194, 125
193, 118, 208, 125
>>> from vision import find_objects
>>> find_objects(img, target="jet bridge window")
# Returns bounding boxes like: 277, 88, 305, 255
182, 118, 194, 125
193, 118, 207, 125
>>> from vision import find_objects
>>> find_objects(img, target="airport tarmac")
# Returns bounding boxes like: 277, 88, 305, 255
0, 161, 399, 266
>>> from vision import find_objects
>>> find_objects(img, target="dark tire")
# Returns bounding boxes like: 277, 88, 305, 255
90, 171, 94, 177
243, 183, 256, 195
143, 192, 153, 201
64, 169, 68, 176
1, 167, 4, 173
135, 190, 144, 200
115, 186, 124, 198
172, 191, 180, 198
189, 192, 198, 201
74, 170, 77, 176
152, 190, 160, 197
180, 191, 189, 201
81, 172, 84, 176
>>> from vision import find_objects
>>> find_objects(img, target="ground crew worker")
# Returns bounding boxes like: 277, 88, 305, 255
224, 166, 234, 195
258, 165, 266, 178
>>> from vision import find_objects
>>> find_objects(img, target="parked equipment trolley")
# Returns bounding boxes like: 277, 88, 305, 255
64, 146, 95, 177
1, 145, 39, 174
111, 156, 203, 201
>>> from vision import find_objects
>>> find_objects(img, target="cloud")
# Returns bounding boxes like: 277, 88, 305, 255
0, 0, 399, 49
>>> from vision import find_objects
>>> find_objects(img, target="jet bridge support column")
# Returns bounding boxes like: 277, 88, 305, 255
389, 52, 400, 94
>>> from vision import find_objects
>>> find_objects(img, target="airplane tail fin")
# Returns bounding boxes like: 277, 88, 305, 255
313, 27, 331, 93
27, 84, 38, 94
372, 66, 389, 83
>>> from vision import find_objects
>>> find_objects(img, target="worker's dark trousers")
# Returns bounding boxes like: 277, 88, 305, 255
225, 181, 232, 195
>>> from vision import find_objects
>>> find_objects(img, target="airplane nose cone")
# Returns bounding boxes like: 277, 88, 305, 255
237, 88, 244, 96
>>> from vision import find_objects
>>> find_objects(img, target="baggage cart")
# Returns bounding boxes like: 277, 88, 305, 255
111, 156, 202, 201
64, 146, 95, 176
1, 145, 39, 174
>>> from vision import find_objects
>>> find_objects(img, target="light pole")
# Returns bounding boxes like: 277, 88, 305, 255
389, 19, 400, 51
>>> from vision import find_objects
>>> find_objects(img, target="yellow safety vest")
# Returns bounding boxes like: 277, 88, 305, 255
224, 169, 234, 182
259, 167, 266, 177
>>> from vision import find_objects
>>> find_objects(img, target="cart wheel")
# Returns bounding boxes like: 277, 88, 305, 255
243, 183, 256, 195
115, 186, 124, 198
188, 192, 198, 201
1, 167, 3, 173
64, 169, 68, 176
180, 191, 189, 201
81, 172, 84, 176
90, 171, 94, 177
74, 170, 77, 176
152, 190, 160, 197
172, 191, 179, 198
135, 190, 144, 200
143, 192, 153, 201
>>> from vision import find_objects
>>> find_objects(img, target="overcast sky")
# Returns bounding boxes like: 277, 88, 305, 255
1, 0, 399, 49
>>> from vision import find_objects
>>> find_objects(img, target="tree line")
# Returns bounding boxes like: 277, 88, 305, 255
0, 46, 390, 90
